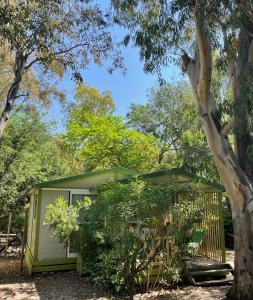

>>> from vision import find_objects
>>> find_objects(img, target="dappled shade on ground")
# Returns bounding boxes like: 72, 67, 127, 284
0, 271, 231, 300
0, 251, 234, 299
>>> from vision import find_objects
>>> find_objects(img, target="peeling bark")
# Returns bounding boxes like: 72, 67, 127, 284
181, 2, 253, 298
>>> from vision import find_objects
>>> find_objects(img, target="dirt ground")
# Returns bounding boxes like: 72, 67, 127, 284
0, 272, 231, 300
0, 251, 234, 300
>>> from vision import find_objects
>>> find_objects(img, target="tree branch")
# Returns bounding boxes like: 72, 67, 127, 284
24, 43, 89, 71
195, 0, 212, 104
221, 117, 238, 137
14, 93, 29, 99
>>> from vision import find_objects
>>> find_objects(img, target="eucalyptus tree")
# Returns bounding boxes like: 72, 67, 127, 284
74, 83, 115, 117
112, 0, 253, 298
127, 82, 217, 180
0, 0, 121, 138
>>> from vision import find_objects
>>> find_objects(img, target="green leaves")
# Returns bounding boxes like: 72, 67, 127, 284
44, 177, 204, 295
80, 179, 204, 294
127, 81, 218, 180
67, 114, 159, 172
0, 1, 125, 137
44, 196, 80, 245
65, 84, 159, 172
0, 111, 72, 213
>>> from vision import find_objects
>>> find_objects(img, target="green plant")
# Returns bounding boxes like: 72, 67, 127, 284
45, 179, 204, 299
44, 196, 91, 245
79, 179, 204, 299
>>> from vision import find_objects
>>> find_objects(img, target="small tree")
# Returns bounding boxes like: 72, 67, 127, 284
0, 110, 72, 215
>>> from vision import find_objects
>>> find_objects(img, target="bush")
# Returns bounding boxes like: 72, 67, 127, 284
45, 179, 204, 299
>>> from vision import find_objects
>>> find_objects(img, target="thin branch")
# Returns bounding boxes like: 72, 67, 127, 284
14, 93, 29, 99
53, 43, 87, 56
24, 58, 40, 71
24, 43, 89, 71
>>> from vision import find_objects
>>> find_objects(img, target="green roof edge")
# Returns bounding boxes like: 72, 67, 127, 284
120, 167, 224, 192
34, 167, 139, 188
140, 167, 224, 191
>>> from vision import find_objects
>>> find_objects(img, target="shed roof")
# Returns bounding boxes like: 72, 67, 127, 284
132, 168, 224, 192
34, 167, 139, 189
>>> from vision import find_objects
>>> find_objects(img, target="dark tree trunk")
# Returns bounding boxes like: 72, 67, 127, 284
227, 210, 253, 300
234, 29, 253, 180
126, 276, 135, 300
0, 52, 27, 139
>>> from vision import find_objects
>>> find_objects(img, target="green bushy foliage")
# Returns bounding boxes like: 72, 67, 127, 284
44, 196, 91, 245
45, 179, 204, 298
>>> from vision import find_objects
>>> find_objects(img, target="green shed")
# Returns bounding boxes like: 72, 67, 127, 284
24, 167, 225, 276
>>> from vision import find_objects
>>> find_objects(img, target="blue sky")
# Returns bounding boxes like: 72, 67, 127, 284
47, 43, 182, 133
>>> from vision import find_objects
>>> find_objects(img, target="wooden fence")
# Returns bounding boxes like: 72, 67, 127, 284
198, 192, 225, 262
141, 191, 225, 283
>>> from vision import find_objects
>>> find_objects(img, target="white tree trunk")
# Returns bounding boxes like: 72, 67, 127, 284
182, 3, 253, 298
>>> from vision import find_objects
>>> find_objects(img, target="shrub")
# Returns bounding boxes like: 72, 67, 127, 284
45, 179, 204, 299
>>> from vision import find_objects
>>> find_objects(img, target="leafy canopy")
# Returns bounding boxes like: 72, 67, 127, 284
65, 84, 159, 172
127, 81, 218, 180
0, 0, 123, 137
73, 83, 115, 117
66, 113, 159, 172
0, 0, 121, 75
0, 111, 72, 213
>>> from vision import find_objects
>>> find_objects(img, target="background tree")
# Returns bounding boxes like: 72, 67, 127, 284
0, 0, 122, 138
66, 112, 159, 173
112, 0, 253, 298
64, 83, 159, 173
127, 82, 217, 180
0, 111, 72, 215
0, 43, 65, 110
73, 83, 115, 117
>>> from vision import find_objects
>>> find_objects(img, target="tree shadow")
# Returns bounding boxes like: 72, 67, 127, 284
0, 277, 38, 300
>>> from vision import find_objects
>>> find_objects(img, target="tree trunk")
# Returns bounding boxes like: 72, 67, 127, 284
227, 210, 253, 300
126, 277, 135, 300
0, 52, 27, 139
182, 4, 253, 298
198, 93, 253, 300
